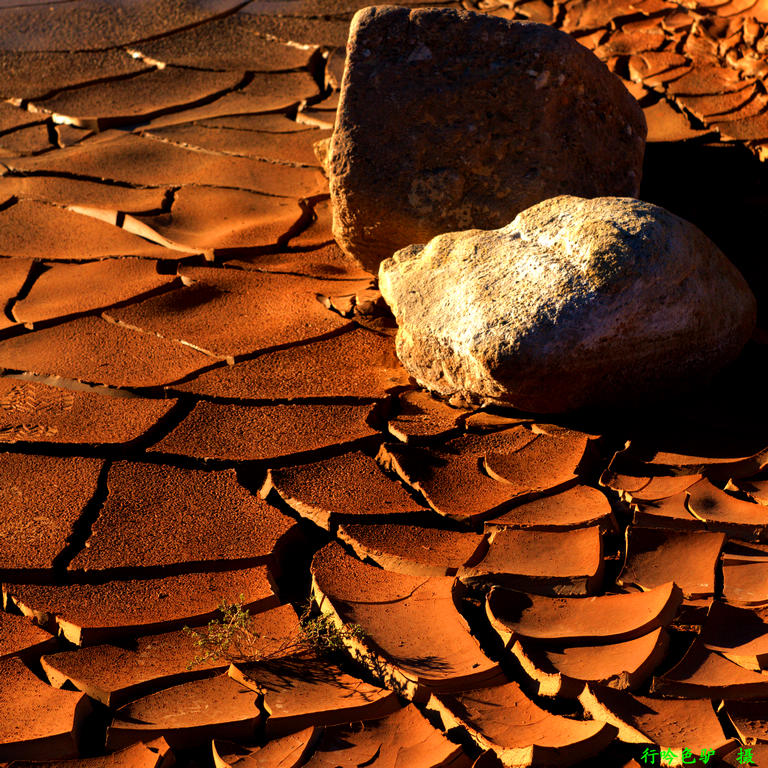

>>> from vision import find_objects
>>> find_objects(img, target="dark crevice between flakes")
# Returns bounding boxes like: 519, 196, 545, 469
0, 117, 48, 140
150, 432, 385, 473
0, 167, 171, 190
51, 459, 111, 575
160, 185, 178, 215
20, 64, 158, 107
61, 554, 278, 585
306, 46, 333, 103
87, 70, 256, 133
0, 194, 18, 213
4, 258, 46, 326
162, 322, 363, 390
46, 117, 62, 149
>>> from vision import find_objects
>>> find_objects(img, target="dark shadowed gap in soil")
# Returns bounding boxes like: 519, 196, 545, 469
640, 141, 768, 327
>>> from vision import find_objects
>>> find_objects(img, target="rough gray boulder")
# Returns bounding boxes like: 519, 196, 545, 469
329, 5, 647, 274
378, 195, 757, 413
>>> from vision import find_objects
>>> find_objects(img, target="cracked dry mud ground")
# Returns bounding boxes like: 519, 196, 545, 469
3, 2, 768, 768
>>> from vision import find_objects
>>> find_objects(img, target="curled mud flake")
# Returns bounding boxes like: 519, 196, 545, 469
459, 525, 605, 595
311, 542, 504, 700
231, 656, 399, 737
511, 628, 669, 698
618, 527, 725, 598
579, 684, 737, 756
485, 484, 617, 532
487, 581, 682, 644
262, 450, 427, 531
106, 672, 263, 752
0, 657, 91, 763
652, 638, 768, 698
213, 727, 319, 768
428, 680, 617, 767
339, 522, 486, 577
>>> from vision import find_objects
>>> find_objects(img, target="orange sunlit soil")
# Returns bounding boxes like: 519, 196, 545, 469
3, 1, 768, 767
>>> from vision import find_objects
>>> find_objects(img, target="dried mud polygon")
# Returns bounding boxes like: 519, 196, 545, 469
4, 0, 768, 764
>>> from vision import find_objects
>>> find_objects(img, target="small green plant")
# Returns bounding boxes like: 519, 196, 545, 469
184, 596, 366, 669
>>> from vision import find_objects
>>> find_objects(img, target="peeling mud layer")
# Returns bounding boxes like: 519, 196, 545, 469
3, 1, 768, 767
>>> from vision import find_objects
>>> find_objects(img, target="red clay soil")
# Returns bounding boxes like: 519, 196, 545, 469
378, 428, 538, 522
13, 259, 176, 326
105, 266, 349, 361
631, 491, 708, 530
31, 68, 244, 130
0, 175, 168, 212
616, 474, 703, 502
8, 132, 327, 199
174, 323, 408, 400
0, 201, 174, 261
262, 450, 426, 529
106, 672, 263, 751
0, 453, 103, 574
67, 462, 298, 573
722, 698, 768, 743
212, 727, 319, 768
0, 316, 214, 389
4, 739, 173, 768
0, 379, 175, 446
723, 559, 768, 604
482, 429, 597, 495
0, 611, 56, 661
732, 477, 768, 504
700, 600, 768, 669
687, 479, 768, 539
144, 123, 329, 165
130, 186, 304, 253
607, 436, 768, 482
300, 705, 471, 768
387, 390, 470, 444
229, 242, 371, 281
311, 542, 504, 700
40, 603, 301, 707
0, 258, 33, 332
4, 566, 278, 644
149, 401, 379, 461
6, 1, 768, 764
651, 638, 768, 698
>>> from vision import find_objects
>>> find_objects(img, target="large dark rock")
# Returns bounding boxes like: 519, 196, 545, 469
378, 195, 757, 413
329, 6, 647, 273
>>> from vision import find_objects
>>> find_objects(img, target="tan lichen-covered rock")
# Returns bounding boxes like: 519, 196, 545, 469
378, 195, 756, 413
329, 6, 646, 273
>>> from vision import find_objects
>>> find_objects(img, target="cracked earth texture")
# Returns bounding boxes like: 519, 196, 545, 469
2, 0, 768, 767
